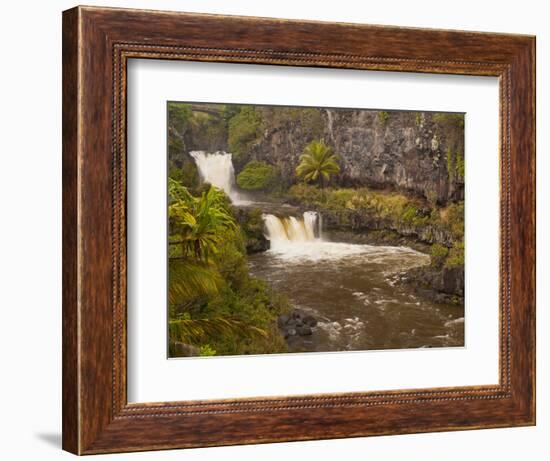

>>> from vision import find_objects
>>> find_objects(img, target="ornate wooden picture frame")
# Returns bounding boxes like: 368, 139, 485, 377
62, 5, 535, 455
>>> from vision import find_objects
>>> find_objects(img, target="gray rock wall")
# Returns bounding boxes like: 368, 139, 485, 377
250, 109, 464, 205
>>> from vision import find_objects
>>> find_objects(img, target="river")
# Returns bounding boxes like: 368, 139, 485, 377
248, 218, 464, 353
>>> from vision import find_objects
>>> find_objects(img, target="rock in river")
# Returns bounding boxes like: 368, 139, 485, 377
278, 309, 318, 339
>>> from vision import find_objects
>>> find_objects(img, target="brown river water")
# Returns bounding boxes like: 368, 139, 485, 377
248, 213, 464, 353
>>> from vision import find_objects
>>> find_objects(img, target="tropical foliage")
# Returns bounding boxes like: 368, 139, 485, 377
167, 102, 192, 158
296, 140, 340, 187
168, 179, 236, 262
227, 106, 263, 160
167, 178, 288, 356
236, 160, 278, 191
430, 244, 449, 267
378, 111, 390, 124
169, 316, 267, 344
168, 260, 222, 307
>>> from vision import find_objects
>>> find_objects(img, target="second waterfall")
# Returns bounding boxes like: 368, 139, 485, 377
263, 212, 322, 249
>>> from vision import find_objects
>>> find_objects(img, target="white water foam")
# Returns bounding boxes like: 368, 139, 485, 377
189, 150, 249, 204
266, 240, 429, 264
263, 211, 321, 248
445, 317, 465, 327
262, 212, 429, 263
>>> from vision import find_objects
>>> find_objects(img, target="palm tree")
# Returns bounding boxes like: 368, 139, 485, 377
168, 257, 268, 349
169, 316, 267, 346
168, 259, 222, 306
296, 140, 340, 191
168, 179, 236, 262
168, 179, 236, 305
167, 180, 267, 350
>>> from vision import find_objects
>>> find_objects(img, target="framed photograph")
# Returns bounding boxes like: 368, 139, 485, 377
62, 6, 535, 455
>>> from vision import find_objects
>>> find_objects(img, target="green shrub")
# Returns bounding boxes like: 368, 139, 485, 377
258, 107, 324, 136
236, 161, 278, 191
430, 244, 449, 267
433, 112, 465, 128
446, 147, 465, 182
185, 111, 227, 152
228, 106, 263, 159
455, 151, 465, 180
168, 158, 200, 191
288, 183, 324, 204
401, 204, 418, 224
445, 241, 465, 268
442, 201, 465, 240
168, 102, 192, 128
199, 345, 217, 356
167, 102, 193, 157
378, 111, 390, 124
203, 248, 290, 356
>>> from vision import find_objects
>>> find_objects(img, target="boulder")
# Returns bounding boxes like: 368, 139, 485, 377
279, 309, 318, 340
303, 315, 318, 327
297, 325, 313, 336
277, 314, 290, 328
170, 341, 200, 357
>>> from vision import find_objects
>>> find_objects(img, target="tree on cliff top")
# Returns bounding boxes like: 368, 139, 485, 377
227, 106, 263, 161
296, 140, 340, 192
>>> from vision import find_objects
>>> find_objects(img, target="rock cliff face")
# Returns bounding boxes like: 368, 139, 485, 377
250, 109, 464, 205
403, 265, 465, 303
319, 208, 455, 247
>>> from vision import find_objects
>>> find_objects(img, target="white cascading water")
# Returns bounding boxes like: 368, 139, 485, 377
326, 109, 336, 144
189, 150, 245, 203
263, 211, 321, 249
303, 211, 318, 240
262, 211, 422, 263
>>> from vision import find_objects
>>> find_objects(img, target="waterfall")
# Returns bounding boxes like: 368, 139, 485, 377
303, 211, 318, 240
263, 214, 291, 244
189, 150, 244, 203
326, 109, 335, 144
263, 211, 322, 248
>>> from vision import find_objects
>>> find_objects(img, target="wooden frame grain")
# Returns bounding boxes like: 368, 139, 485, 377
62, 5, 536, 455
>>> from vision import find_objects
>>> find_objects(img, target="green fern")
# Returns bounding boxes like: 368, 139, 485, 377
168, 259, 222, 305
169, 317, 268, 344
